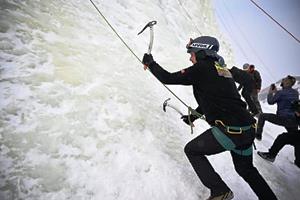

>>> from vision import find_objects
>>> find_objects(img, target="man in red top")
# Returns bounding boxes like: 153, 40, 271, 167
243, 64, 263, 115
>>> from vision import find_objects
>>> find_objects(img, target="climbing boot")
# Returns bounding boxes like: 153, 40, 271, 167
257, 151, 275, 162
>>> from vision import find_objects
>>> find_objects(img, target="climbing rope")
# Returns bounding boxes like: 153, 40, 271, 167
89, 0, 205, 132
176, 0, 203, 36
89, 0, 141, 63
250, 0, 300, 44
221, 0, 277, 82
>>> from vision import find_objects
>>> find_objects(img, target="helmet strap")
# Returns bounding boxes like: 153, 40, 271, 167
195, 50, 207, 62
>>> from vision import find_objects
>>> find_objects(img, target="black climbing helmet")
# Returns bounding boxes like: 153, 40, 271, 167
186, 36, 220, 53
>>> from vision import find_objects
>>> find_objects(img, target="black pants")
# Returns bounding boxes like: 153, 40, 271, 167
242, 88, 259, 115
184, 127, 277, 200
256, 113, 298, 137
269, 131, 300, 164
251, 91, 263, 113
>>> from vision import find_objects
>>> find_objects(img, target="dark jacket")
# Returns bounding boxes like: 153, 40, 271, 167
148, 58, 256, 126
268, 88, 299, 118
249, 70, 262, 90
230, 66, 254, 92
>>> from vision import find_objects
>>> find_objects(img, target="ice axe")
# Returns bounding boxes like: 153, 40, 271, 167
163, 98, 195, 127
138, 21, 157, 54
163, 98, 184, 116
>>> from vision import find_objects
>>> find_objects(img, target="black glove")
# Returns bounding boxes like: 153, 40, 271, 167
181, 114, 198, 125
142, 53, 154, 66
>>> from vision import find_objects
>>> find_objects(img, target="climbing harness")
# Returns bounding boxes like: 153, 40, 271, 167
212, 120, 255, 156
215, 120, 255, 134
211, 126, 253, 156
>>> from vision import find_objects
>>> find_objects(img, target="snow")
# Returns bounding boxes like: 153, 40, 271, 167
0, 0, 299, 199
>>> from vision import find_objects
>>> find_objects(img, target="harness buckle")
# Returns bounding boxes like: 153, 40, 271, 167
226, 127, 242, 134
215, 120, 246, 135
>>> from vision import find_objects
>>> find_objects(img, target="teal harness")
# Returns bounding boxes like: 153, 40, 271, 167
211, 122, 254, 156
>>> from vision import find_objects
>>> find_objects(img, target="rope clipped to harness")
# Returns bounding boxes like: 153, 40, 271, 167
188, 106, 206, 134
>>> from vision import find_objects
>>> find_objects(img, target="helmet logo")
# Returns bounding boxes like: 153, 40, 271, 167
190, 43, 214, 50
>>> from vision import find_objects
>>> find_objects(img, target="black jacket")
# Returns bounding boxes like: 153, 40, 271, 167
250, 70, 262, 90
148, 58, 256, 126
230, 66, 254, 92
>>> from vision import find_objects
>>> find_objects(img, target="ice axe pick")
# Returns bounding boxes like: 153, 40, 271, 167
163, 98, 184, 116
138, 21, 157, 54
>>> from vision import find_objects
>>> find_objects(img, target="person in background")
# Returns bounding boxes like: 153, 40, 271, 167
230, 66, 259, 116
142, 36, 277, 200
255, 75, 299, 141
257, 99, 300, 168
243, 64, 263, 114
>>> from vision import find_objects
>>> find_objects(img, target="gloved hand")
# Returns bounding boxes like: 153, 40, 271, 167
142, 53, 154, 66
181, 114, 198, 126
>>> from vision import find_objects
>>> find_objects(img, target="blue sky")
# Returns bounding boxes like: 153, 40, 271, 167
213, 0, 300, 88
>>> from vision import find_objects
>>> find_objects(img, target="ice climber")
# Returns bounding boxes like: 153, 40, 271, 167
142, 36, 278, 200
